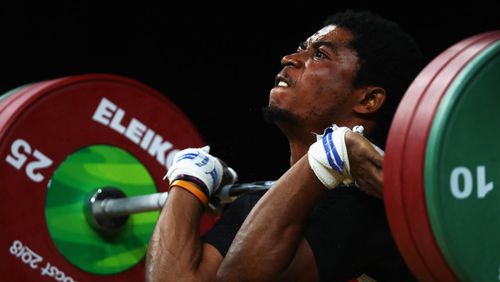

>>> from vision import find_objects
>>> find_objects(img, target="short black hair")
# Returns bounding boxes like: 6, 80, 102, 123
324, 10, 424, 147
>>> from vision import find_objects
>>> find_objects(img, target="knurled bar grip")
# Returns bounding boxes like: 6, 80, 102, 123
91, 181, 275, 218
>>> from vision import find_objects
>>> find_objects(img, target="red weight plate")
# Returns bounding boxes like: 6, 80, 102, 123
384, 32, 482, 282
424, 36, 500, 281
0, 83, 43, 119
0, 74, 205, 281
385, 31, 500, 281
402, 31, 500, 282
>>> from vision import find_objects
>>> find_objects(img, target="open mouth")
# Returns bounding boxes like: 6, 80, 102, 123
275, 75, 291, 87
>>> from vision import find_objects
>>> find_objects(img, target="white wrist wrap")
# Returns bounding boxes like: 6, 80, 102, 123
165, 146, 224, 196
308, 125, 352, 189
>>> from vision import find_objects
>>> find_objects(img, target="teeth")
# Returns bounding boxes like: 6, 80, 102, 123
278, 81, 289, 87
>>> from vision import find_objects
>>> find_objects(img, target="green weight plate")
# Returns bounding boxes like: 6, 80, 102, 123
386, 31, 500, 281
426, 40, 500, 282
384, 31, 494, 282
45, 145, 158, 274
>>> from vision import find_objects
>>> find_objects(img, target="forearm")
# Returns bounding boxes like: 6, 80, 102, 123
219, 156, 325, 281
145, 188, 208, 282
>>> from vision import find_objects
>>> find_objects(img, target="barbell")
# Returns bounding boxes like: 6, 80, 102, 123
0, 30, 499, 282
87, 181, 274, 233
0, 72, 276, 281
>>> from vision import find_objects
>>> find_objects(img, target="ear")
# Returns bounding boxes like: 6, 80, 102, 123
353, 86, 386, 114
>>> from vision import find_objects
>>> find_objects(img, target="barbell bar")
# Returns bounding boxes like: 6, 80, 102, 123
87, 181, 275, 233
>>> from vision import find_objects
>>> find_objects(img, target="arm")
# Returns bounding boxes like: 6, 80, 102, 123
218, 155, 323, 282
145, 188, 222, 282
219, 127, 384, 281
145, 146, 236, 282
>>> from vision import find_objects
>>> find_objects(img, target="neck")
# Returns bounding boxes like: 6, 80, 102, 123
288, 139, 312, 165
285, 131, 317, 166
275, 122, 318, 166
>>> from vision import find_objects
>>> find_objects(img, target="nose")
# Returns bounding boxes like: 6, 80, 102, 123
281, 52, 304, 68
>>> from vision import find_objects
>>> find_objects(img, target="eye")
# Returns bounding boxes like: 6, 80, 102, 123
313, 49, 327, 59
297, 41, 307, 52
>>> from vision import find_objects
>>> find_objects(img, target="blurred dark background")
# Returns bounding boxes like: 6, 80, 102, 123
1, 1, 498, 183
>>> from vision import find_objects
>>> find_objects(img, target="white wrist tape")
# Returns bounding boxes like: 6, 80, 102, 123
308, 125, 352, 189
165, 146, 224, 196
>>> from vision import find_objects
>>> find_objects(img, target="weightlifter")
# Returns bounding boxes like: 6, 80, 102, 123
146, 9, 425, 281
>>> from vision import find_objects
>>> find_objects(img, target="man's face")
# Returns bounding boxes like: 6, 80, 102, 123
268, 25, 360, 133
